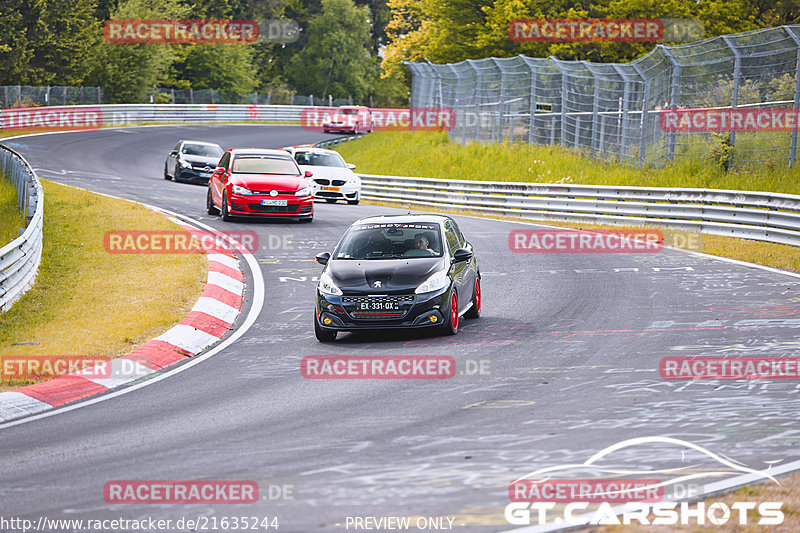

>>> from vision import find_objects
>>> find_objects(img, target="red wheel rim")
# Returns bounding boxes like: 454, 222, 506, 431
451, 292, 458, 331
475, 278, 481, 313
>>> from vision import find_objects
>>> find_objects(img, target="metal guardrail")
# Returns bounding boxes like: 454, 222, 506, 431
313, 135, 364, 149
359, 174, 800, 247
0, 147, 43, 312
1, 104, 311, 128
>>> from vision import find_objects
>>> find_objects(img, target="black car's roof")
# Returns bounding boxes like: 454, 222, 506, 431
352, 214, 452, 226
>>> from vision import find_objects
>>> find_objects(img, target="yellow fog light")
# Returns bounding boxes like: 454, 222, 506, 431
323, 317, 333, 325
429, 315, 438, 323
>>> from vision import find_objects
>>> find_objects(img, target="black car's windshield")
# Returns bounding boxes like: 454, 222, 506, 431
334, 223, 443, 260
182, 143, 223, 157
294, 152, 346, 168
232, 155, 300, 175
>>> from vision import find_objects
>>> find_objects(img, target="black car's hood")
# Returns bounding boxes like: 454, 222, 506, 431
328, 257, 445, 293
180, 155, 221, 166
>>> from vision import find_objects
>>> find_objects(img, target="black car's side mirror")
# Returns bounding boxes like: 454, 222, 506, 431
315, 252, 331, 265
453, 248, 473, 263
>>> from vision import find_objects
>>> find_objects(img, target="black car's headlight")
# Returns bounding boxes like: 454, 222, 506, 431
318, 271, 343, 296
415, 269, 449, 294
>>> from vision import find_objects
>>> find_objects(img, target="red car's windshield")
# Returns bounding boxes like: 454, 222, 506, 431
232, 155, 299, 175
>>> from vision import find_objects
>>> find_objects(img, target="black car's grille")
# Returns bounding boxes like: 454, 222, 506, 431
351, 311, 406, 319
342, 295, 414, 303
191, 163, 214, 170
332, 180, 346, 186
314, 179, 330, 185
246, 203, 300, 212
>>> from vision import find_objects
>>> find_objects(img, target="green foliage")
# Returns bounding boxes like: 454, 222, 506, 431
85, 0, 188, 102
706, 133, 734, 171
285, 0, 378, 99
0, 0, 100, 85
181, 44, 258, 94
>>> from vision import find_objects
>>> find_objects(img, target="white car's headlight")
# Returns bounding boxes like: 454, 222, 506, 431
232, 184, 253, 195
414, 269, 449, 294
318, 271, 342, 296
179, 159, 191, 168
295, 186, 311, 197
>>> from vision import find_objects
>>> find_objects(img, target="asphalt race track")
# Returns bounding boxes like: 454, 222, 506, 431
2, 125, 800, 532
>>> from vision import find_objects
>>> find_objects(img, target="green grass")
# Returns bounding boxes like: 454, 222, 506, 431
0, 180, 207, 391
0, 178, 25, 247
336, 131, 800, 194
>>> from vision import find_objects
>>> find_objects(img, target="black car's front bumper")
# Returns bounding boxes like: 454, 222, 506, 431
176, 167, 214, 183
315, 286, 451, 331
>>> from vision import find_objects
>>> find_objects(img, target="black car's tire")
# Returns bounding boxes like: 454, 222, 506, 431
314, 315, 337, 342
164, 164, 172, 180
442, 290, 459, 335
221, 191, 233, 221
465, 276, 481, 319
206, 188, 220, 215
325, 199, 337, 203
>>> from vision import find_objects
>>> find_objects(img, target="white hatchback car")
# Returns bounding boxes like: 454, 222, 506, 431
283, 146, 361, 204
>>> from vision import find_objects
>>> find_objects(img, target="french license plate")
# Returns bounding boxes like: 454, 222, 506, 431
321, 186, 340, 191
261, 199, 288, 206
199, 172, 212, 178
359, 300, 400, 311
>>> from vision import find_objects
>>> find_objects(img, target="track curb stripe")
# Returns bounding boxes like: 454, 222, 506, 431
0, 223, 247, 422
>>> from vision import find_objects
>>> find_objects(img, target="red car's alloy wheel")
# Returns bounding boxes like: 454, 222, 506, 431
450, 292, 458, 332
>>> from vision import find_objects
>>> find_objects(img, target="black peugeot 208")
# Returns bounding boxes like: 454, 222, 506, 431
313, 214, 481, 342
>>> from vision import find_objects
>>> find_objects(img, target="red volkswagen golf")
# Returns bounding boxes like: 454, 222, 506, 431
207, 148, 314, 222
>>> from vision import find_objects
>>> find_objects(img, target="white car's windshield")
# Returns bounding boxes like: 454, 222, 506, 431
294, 152, 345, 168
335, 223, 443, 260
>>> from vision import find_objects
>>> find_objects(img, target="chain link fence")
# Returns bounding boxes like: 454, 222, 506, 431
406, 25, 800, 169
2, 86, 367, 108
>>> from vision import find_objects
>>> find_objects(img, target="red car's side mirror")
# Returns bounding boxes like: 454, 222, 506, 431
305, 170, 313, 177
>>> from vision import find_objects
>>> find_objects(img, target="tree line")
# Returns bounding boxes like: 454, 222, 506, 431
1, 0, 797, 104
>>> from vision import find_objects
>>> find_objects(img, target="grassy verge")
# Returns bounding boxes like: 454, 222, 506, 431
336, 131, 800, 194
0, 178, 25, 247
0, 180, 207, 391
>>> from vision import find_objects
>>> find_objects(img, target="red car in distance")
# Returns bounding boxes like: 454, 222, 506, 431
322, 105, 373, 134
207, 148, 314, 223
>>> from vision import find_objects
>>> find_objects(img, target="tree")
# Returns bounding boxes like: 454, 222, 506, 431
285, 0, 377, 100
181, 44, 258, 95
0, 0, 100, 86
85, 0, 188, 102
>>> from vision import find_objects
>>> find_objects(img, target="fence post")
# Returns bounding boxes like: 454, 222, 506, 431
310, 94, 314, 106
613, 65, 632, 161
210, 88, 214, 104
784, 26, 800, 165
171, 88, 175, 103
551, 58, 568, 148
469, 61, 481, 141
96, 86, 101, 104
527, 59, 538, 145
189, 88, 194, 104
722, 36, 741, 169
3, 86, 7, 108
659, 45, 681, 162
491, 58, 505, 143
587, 64, 601, 155
17, 86, 22, 107
632, 63, 650, 167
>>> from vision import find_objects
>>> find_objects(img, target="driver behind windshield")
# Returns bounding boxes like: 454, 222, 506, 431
403, 232, 436, 257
